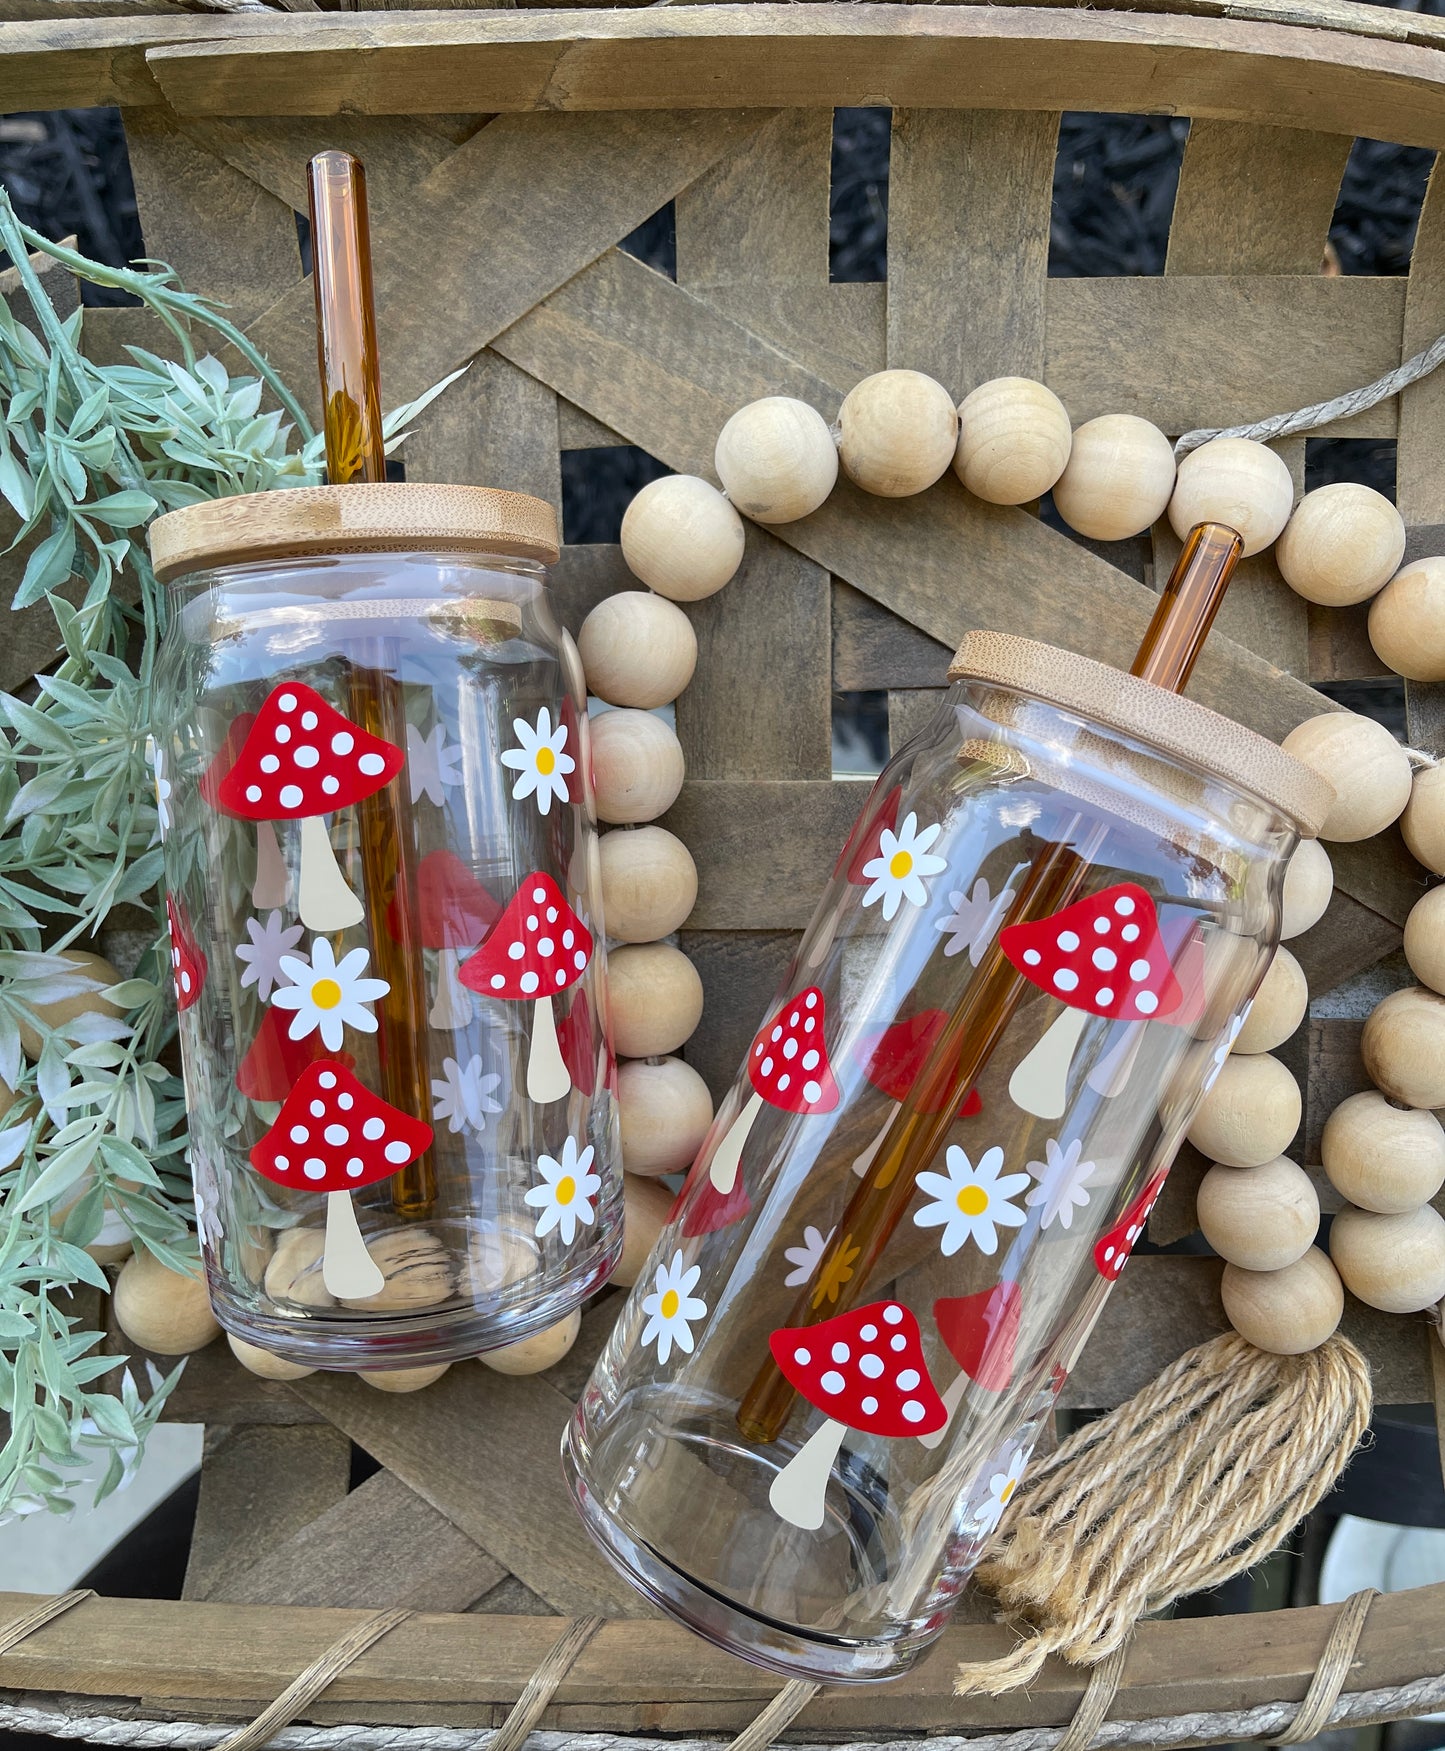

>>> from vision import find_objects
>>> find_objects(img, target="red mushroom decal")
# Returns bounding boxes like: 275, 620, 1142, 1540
920, 1281, 1023, 1450
806, 785, 901, 969
1001, 882, 1182, 1121
202, 711, 289, 910
1093, 1169, 1167, 1281
1087, 919, 1206, 1100
250, 1060, 433, 1298
214, 682, 404, 933
767, 1301, 945, 1529
705, 988, 839, 1202
391, 850, 500, 1032
166, 893, 206, 1015
851, 1010, 982, 1178
458, 872, 592, 1104
236, 1007, 350, 1103
557, 988, 598, 1099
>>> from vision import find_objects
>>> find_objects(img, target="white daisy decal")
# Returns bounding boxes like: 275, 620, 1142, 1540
1025, 1137, 1101, 1231
914, 1143, 1029, 1257
783, 1223, 834, 1288
193, 1178, 223, 1248
524, 1136, 601, 1246
147, 737, 172, 842
640, 1249, 707, 1364
431, 1054, 503, 1138
936, 877, 1016, 965
270, 937, 390, 1052
235, 910, 304, 1002
407, 721, 463, 807
974, 1447, 1030, 1535
860, 811, 948, 921
501, 706, 574, 816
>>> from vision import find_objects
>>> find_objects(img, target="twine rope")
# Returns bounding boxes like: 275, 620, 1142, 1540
1270, 1587, 1379, 1745
956, 1331, 1373, 1697
1174, 328, 1445, 457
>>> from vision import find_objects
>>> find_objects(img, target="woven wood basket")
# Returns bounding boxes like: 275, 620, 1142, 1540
4, 0, 1445, 1744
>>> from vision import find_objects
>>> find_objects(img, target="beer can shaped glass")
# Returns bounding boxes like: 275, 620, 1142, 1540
565, 631, 1333, 1681
149, 484, 621, 1369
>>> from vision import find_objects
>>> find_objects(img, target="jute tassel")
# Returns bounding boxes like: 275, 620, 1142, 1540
956, 1331, 1372, 1696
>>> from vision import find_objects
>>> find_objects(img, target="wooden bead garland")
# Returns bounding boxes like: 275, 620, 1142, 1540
1050, 413, 1175, 542
228, 1332, 315, 1381
1360, 985, 1445, 1109
1329, 1204, 1445, 1315
1197, 1156, 1318, 1272
620, 474, 744, 601
479, 1308, 580, 1375
1281, 711, 1412, 842
19, 949, 124, 1059
607, 942, 705, 1058
1279, 837, 1334, 939
617, 1056, 714, 1176
590, 709, 685, 824
1369, 555, 1445, 681
1402, 761, 1445, 875
1403, 881, 1445, 994
113, 1250, 222, 1356
714, 396, 837, 523
837, 369, 959, 497
598, 826, 697, 944
1219, 1251, 1344, 1357
1168, 436, 1294, 557
360, 1362, 450, 1393
578, 592, 697, 709
615, 1174, 675, 1288
1186, 1053, 1302, 1169
1231, 947, 1307, 1055
954, 376, 1072, 506
1274, 482, 1405, 607
1321, 1090, 1445, 1214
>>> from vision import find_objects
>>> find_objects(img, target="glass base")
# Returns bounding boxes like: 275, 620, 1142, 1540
211, 1238, 620, 1370
561, 1412, 930, 1684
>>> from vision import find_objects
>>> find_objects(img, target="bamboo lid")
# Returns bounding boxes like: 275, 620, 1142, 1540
148, 483, 559, 581
949, 631, 1335, 837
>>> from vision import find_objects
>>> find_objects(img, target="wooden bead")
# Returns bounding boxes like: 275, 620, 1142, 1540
19, 950, 124, 1059
1232, 947, 1307, 1054
1168, 437, 1294, 557
1186, 1052, 1301, 1168
1050, 414, 1175, 542
1361, 985, 1445, 1108
340, 1226, 454, 1311
618, 1056, 714, 1176
1220, 1249, 1343, 1355
578, 592, 697, 709
480, 1308, 580, 1375
615, 1172, 675, 1288
1280, 837, 1333, 939
953, 376, 1071, 505
1280, 712, 1411, 842
463, 1223, 539, 1295
1330, 1203, 1445, 1313
590, 709, 685, 825
1402, 763, 1445, 875
1321, 1089, 1445, 1214
359, 1362, 450, 1393
227, 1333, 315, 1381
620, 475, 745, 602
1197, 1156, 1318, 1271
264, 1227, 333, 1309
837, 370, 957, 498
112, 1249, 221, 1355
1404, 884, 1445, 995
607, 942, 704, 1056
1369, 554, 1445, 682
714, 397, 837, 524
598, 826, 698, 943
1275, 482, 1405, 607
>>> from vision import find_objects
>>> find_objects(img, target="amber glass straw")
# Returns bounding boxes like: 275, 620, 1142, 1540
307, 150, 436, 1218
738, 518, 1246, 1443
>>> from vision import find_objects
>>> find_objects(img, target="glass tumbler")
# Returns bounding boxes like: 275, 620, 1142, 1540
565, 631, 1333, 1681
149, 483, 621, 1368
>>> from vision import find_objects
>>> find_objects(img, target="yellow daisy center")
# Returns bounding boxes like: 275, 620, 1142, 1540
311, 978, 343, 1009
956, 1184, 989, 1216
889, 849, 913, 879
536, 747, 556, 776
660, 1288, 680, 1320
555, 1175, 576, 1205
1000, 1477, 1017, 1505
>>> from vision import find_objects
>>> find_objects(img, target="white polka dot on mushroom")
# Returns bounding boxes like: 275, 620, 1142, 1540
821, 1370, 846, 1394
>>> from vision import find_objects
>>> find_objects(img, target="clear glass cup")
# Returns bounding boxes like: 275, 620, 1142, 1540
150, 486, 621, 1368
565, 633, 1326, 1682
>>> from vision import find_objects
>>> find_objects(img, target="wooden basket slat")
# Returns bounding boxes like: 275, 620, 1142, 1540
886, 110, 1058, 390
401, 352, 562, 516
4, 1578, 1445, 1731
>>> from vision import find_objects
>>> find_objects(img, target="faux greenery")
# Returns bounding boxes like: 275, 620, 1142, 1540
0, 188, 456, 1523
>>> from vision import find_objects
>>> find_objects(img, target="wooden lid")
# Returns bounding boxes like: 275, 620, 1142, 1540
949, 631, 1335, 836
148, 483, 559, 581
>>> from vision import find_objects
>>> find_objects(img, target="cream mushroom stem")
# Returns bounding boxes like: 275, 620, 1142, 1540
429, 947, 474, 1031
527, 993, 572, 1103
1008, 1004, 1090, 1122
918, 1372, 969, 1452
322, 1190, 384, 1299
769, 1415, 848, 1531
710, 1089, 764, 1193
805, 901, 843, 970
251, 820, 290, 910
1087, 1019, 1148, 1099
298, 813, 364, 932
851, 1100, 901, 1177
